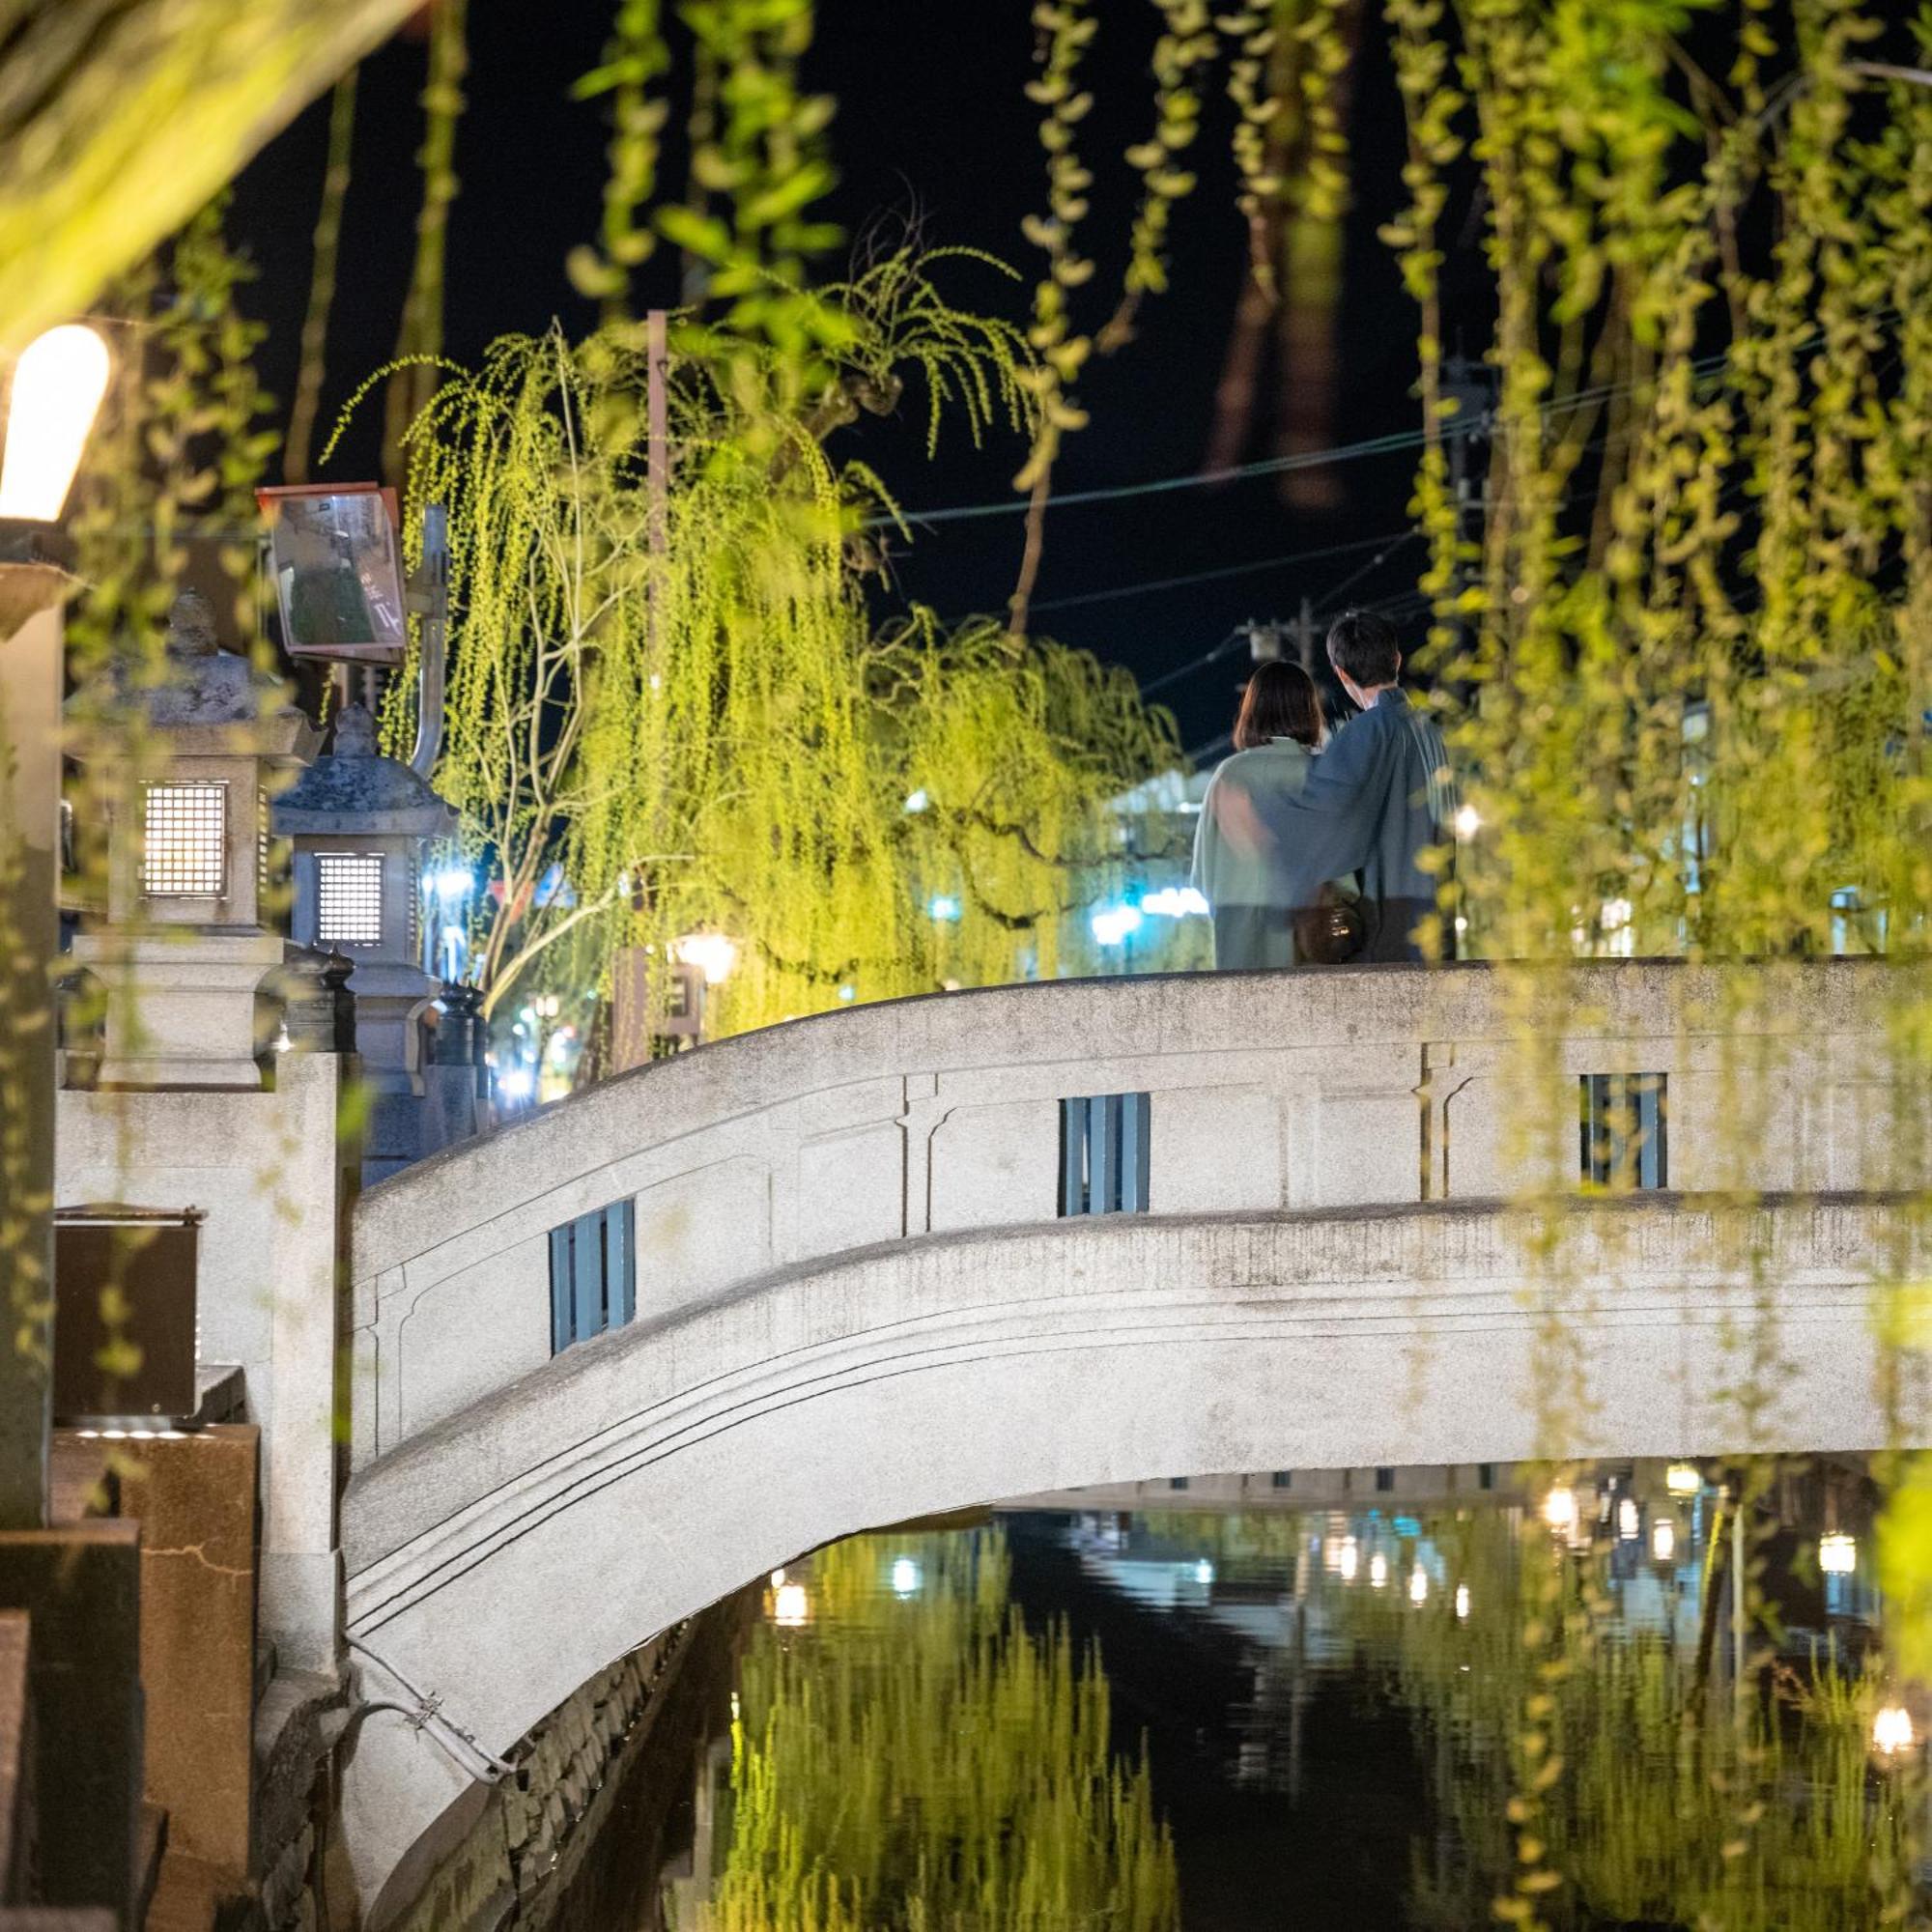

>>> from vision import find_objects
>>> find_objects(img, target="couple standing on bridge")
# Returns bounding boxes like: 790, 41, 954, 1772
1189, 607, 1458, 970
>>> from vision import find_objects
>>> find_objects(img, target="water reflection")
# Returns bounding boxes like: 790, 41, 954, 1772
667, 1531, 1177, 1931
646, 1461, 1928, 1930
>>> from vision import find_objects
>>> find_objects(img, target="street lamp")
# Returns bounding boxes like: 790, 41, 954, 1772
0, 324, 112, 526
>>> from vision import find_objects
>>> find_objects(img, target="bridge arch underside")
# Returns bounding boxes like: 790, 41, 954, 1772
338, 1193, 1912, 1924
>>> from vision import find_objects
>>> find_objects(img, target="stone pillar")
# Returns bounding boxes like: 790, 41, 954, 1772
422, 982, 489, 1151
273, 702, 459, 1182
277, 944, 356, 1056
0, 567, 69, 1528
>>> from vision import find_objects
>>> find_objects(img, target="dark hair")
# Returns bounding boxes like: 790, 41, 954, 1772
1325, 609, 1403, 690
1234, 660, 1324, 751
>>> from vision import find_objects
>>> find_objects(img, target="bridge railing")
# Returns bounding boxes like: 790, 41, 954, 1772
348, 958, 1918, 1466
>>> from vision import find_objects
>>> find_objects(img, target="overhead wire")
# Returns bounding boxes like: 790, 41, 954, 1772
876, 316, 1887, 539
1023, 529, 1411, 617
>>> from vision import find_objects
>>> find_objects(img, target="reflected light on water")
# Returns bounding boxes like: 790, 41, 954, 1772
1873, 1704, 1917, 1757
1819, 1532, 1858, 1577
614, 1465, 1910, 1932
1665, 1462, 1702, 1498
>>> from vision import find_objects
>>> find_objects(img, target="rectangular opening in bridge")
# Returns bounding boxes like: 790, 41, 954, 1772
1579, 1073, 1667, 1189
549, 1199, 637, 1353
1059, 1093, 1151, 1216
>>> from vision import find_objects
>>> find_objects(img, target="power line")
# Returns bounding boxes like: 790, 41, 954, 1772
1026, 529, 1410, 616
873, 429, 1425, 530
873, 330, 1835, 536
1312, 530, 1423, 618
1142, 628, 1245, 697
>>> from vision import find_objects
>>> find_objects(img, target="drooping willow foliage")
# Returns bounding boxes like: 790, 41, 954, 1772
0, 0, 409, 355
1361, 5, 1932, 1922
693, 1530, 1179, 1932
1229, 1490, 1926, 1930
370, 255, 1179, 1029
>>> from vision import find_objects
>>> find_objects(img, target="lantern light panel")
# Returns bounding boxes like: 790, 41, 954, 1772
140, 781, 227, 897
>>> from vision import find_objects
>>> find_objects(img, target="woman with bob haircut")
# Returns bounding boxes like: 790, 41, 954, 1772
1189, 659, 1355, 969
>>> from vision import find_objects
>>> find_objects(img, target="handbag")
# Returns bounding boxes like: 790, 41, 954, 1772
1293, 886, 1373, 965
1292, 700, 1451, 965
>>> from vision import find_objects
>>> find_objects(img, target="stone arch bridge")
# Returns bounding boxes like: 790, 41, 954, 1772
334, 959, 1927, 1922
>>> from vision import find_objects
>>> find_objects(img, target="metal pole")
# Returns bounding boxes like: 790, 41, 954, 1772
1731, 1487, 1748, 1705
646, 309, 669, 569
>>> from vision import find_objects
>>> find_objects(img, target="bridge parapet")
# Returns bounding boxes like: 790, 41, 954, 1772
349, 958, 1921, 1467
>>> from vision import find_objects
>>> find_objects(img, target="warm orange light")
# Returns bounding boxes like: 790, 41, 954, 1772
0, 324, 110, 522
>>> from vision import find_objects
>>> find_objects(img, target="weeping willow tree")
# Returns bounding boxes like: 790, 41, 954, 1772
689, 1529, 1179, 1931
1296, 1490, 1927, 1931
1353, 3, 1932, 1922
373, 253, 1178, 1031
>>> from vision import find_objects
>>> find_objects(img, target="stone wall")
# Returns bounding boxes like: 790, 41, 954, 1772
383, 1628, 684, 1932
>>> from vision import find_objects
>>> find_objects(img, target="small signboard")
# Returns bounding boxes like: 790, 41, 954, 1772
257, 483, 409, 664
53, 1206, 202, 1425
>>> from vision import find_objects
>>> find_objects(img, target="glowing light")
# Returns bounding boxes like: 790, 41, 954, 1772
903, 789, 930, 813
272, 1023, 293, 1055
1369, 1551, 1389, 1589
769, 1569, 785, 1588
1873, 1705, 1917, 1757
1600, 896, 1634, 954
1542, 1486, 1578, 1534
0, 324, 111, 521
1617, 1496, 1640, 1540
495, 1065, 535, 1103
1454, 1583, 1471, 1621
1651, 1519, 1676, 1564
891, 1557, 922, 1598
1141, 886, 1209, 918
1407, 1564, 1430, 1606
773, 1582, 810, 1627
1193, 1558, 1215, 1587
1664, 1463, 1701, 1499
837, 983, 857, 1002
1452, 803, 1482, 840
1819, 1532, 1858, 1577
1090, 903, 1145, 947
1337, 1537, 1359, 1582
675, 930, 738, 984
430, 866, 473, 902
926, 895, 962, 923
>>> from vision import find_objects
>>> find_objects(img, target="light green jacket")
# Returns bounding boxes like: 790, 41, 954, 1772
1191, 738, 1315, 909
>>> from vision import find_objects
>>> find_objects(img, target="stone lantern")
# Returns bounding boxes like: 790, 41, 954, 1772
271, 700, 461, 1179
69, 589, 318, 1087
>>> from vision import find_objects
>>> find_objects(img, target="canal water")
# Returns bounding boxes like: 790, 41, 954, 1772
561, 1461, 1925, 1931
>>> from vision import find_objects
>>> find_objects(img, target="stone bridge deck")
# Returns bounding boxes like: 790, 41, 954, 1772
335, 959, 1929, 1924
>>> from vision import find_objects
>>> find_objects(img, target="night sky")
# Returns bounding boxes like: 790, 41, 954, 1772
227, 2, 1437, 753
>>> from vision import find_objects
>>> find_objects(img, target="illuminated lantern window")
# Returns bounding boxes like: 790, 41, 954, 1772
315, 853, 385, 948
141, 781, 227, 897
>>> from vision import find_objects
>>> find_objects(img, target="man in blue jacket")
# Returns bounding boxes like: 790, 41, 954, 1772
1260, 609, 1457, 963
